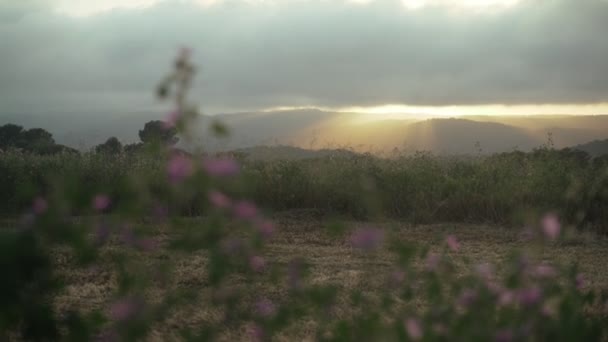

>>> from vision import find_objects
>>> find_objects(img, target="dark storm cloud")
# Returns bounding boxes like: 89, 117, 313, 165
1, 0, 608, 114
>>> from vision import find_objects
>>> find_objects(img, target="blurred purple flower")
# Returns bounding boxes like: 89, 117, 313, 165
255, 298, 276, 318
541, 213, 560, 240
233, 200, 258, 220
93, 194, 110, 212
475, 263, 494, 280
404, 318, 423, 341
167, 154, 194, 183
162, 110, 180, 130
534, 264, 556, 278
349, 227, 384, 251
202, 157, 240, 177
32, 197, 48, 215
109, 297, 143, 322
576, 273, 586, 291
457, 289, 478, 309
248, 323, 265, 342
498, 290, 515, 306
425, 253, 440, 271
255, 219, 276, 239
249, 255, 266, 272
446, 235, 460, 252
390, 269, 406, 287
208, 190, 231, 209
518, 287, 542, 306
495, 329, 514, 342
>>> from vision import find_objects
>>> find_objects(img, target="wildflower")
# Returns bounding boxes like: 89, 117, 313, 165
390, 269, 406, 286
425, 253, 440, 271
475, 263, 494, 280
202, 157, 240, 177
498, 290, 515, 306
255, 219, 276, 239
109, 297, 143, 322
518, 287, 542, 306
457, 289, 478, 309
576, 273, 586, 291
541, 213, 560, 240
446, 235, 460, 252
233, 200, 258, 220
162, 110, 180, 130
248, 323, 265, 342
404, 318, 423, 341
32, 197, 48, 215
208, 190, 231, 209
167, 154, 194, 183
255, 298, 276, 318
93, 194, 110, 212
534, 264, 556, 278
349, 227, 384, 251
249, 255, 266, 272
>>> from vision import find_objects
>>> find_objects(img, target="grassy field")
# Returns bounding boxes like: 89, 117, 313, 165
29, 211, 607, 340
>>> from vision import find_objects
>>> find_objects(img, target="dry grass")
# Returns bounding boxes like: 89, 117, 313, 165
45, 211, 608, 340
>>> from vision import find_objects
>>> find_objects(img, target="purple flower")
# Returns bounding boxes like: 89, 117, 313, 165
109, 297, 143, 322
425, 253, 440, 271
233, 201, 258, 220
255, 219, 276, 239
92, 194, 110, 212
404, 318, 423, 341
208, 190, 231, 209
249, 255, 266, 272
534, 264, 556, 278
162, 110, 181, 130
446, 235, 460, 252
248, 323, 265, 342
349, 227, 384, 251
390, 270, 406, 286
255, 298, 276, 318
167, 154, 194, 183
498, 290, 515, 306
457, 289, 478, 309
202, 157, 240, 177
475, 263, 494, 280
576, 273, 586, 290
541, 213, 560, 240
32, 197, 48, 215
518, 287, 542, 306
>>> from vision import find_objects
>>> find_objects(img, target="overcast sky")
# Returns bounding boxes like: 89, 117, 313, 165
1, 0, 608, 116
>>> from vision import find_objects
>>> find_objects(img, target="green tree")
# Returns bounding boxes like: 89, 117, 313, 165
0, 124, 24, 148
95, 137, 123, 154
138, 120, 178, 146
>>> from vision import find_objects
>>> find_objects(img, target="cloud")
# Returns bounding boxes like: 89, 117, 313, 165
1, 0, 608, 115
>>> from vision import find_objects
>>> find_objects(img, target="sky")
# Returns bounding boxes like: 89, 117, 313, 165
1, 0, 608, 118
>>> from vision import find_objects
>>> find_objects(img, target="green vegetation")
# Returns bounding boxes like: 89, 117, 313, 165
1, 146, 607, 232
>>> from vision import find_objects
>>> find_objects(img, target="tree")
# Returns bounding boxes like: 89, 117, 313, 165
138, 120, 178, 146
0, 124, 24, 148
95, 137, 123, 154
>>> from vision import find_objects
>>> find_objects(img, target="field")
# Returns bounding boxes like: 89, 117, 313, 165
2, 148, 608, 340
2, 212, 601, 340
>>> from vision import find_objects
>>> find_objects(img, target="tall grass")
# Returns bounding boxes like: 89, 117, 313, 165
2, 147, 607, 231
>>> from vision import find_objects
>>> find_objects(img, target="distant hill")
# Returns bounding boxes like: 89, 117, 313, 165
572, 139, 608, 157
2, 109, 607, 155
234, 145, 360, 161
